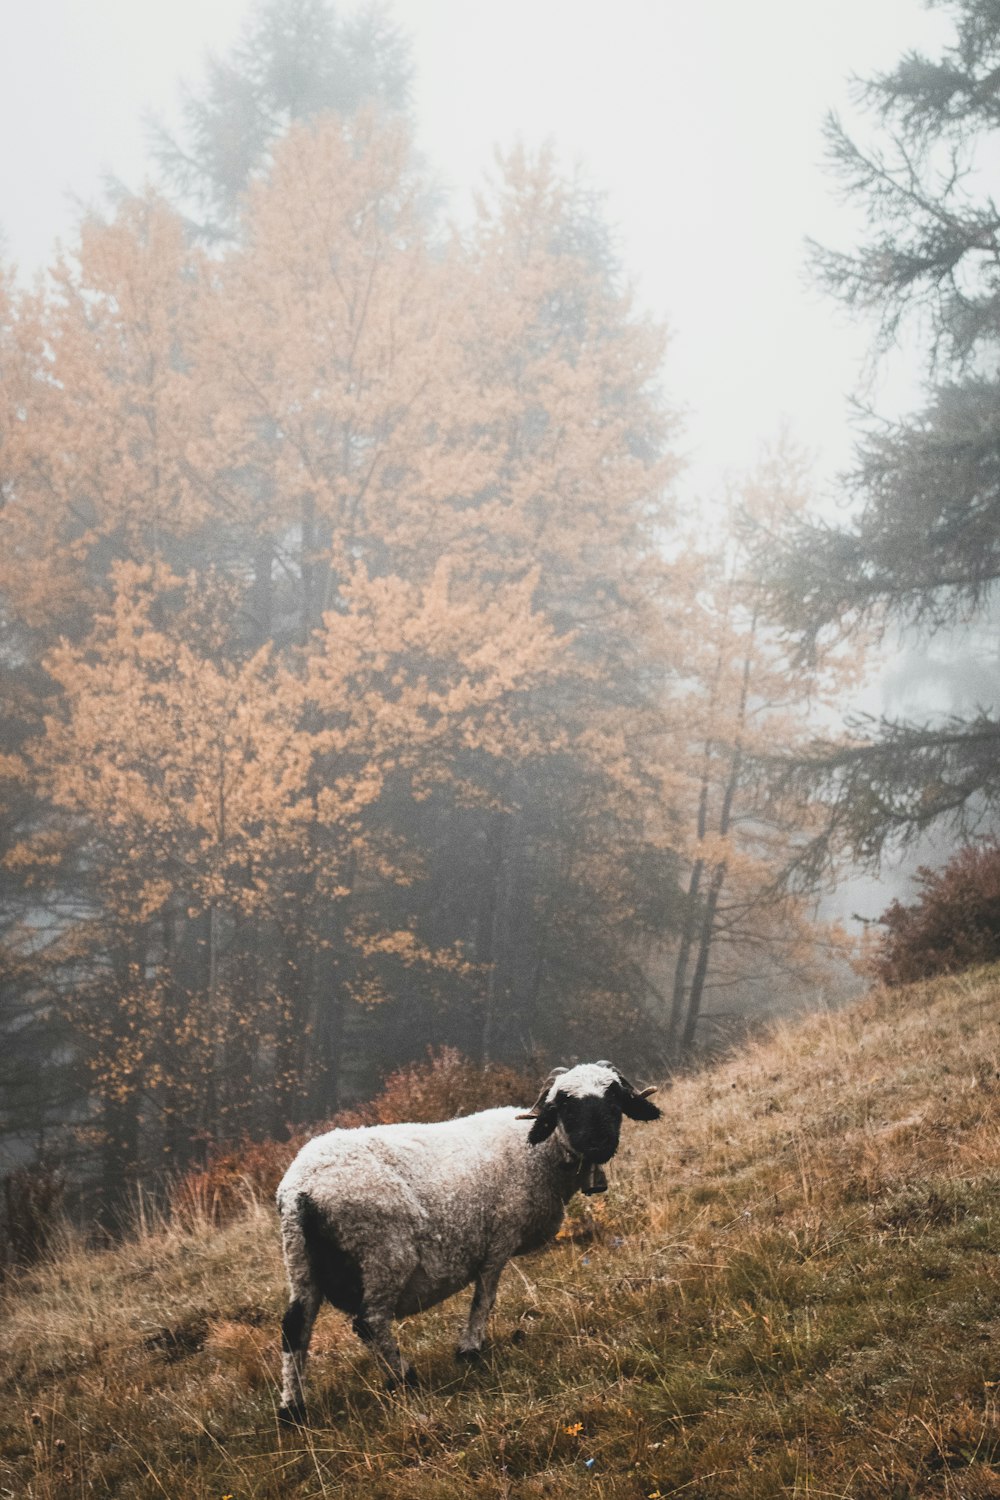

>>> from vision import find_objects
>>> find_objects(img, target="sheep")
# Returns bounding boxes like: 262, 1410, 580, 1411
275, 1060, 661, 1421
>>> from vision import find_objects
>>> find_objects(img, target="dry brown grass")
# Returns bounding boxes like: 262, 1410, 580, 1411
5, 968, 1000, 1497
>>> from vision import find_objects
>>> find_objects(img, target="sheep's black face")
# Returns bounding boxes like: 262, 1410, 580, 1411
555, 1090, 622, 1164
523, 1062, 662, 1159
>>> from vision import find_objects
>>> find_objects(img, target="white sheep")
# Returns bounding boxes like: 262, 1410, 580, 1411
275, 1060, 661, 1421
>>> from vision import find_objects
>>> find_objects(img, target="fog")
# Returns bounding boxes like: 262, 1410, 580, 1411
1, 0, 994, 1215
2, 0, 947, 494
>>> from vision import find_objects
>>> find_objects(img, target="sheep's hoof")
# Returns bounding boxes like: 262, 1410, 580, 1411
455, 1345, 484, 1364
278, 1400, 307, 1427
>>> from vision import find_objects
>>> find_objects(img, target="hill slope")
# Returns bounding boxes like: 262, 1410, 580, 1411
4, 970, 1000, 1499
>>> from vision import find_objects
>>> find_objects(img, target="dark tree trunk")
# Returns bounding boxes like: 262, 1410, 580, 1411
99, 1089, 141, 1228
680, 862, 727, 1053
676, 612, 757, 1057
311, 944, 345, 1117
479, 806, 515, 1067
668, 855, 704, 1056
272, 924, 306, 1136
249, 539, 274, 645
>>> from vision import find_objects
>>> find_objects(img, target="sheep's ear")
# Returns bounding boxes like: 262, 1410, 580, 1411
612, 1079, 662, 1122
519, 1070, 568, 1143
622, 1089, 662, 1122
527, 1104, 559, 1145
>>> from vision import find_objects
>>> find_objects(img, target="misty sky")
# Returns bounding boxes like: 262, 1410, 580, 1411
2, 0, 950, 503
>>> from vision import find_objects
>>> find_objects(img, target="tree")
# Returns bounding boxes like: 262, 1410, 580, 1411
1, 108, 686, 1196
414, 146, 684, 1067
666, 448, 854, 1058
8, 557, 562, 1187
0, 267, 89, 1170
148, 0, 412, 239
188, 111, 448, 645
760, 0, 1000, 863
0, 195, 204, 643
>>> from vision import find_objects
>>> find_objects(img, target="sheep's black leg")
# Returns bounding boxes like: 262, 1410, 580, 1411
456, 1262, 505, 1360
353, 1302, 412, 1388
279, 1287, 320, 1421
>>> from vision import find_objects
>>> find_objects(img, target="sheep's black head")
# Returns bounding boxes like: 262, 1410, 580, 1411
517, 1061, 661, 1166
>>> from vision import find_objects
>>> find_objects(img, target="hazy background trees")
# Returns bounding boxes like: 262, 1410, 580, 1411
0, 0, 871, 1213
762, 0, 1000, 870
148, 0, 413, 239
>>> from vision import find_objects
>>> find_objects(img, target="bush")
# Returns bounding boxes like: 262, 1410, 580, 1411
870, 840, 1000, 986
169, 1134, 298, 1228
352, 1046, 536, 1128
170, 1047, 537, 1225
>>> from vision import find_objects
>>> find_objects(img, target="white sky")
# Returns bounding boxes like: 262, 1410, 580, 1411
1, 0, 950, 500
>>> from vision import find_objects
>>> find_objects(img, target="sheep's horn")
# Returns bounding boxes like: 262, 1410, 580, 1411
609, 1066, 658, 1100
516, 1086, 549, 1120
516, 1069, 566, 1119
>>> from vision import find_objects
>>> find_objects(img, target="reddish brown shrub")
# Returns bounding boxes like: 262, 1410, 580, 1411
170, 1047, 537, 1226
870, 840, 1000, 986
169, 1134, 301, 1228
354, 1046, 536, 1128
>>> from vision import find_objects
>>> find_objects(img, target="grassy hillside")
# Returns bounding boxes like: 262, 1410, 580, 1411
4, 969, 1000, 1499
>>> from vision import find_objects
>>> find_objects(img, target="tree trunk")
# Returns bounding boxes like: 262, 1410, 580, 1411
676, 610, 758, 1057
311, 943, 345, 1117
225, 909, 258, 1137
680, 862, 727, 1053
98, 933, 149, 1222
99, 1089, 141, 1230
160, 906, 186, 1164
668, 749, 713, 1057
479, 805, 515, 1067
273, 921, 307, 1135
667, 856, 704, 1056
249, 539, 274, 645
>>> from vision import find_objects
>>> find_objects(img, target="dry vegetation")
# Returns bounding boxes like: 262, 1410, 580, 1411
4, 969, 1000, 1498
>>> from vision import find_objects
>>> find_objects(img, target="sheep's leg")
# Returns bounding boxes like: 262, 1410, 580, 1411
279, 1285, 321, 1421
353, 1303, 413, 1388
456, 1262, 505, 1359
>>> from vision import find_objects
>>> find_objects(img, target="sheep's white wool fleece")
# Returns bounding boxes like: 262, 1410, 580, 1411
547, 1062, 619, 1100
277, 1108, 575, 1318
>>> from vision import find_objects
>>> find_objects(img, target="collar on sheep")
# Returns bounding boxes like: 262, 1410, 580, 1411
551, 1134, 608, 1196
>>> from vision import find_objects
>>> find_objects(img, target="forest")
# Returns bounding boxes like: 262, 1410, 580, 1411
3, 0, 1000, 1226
